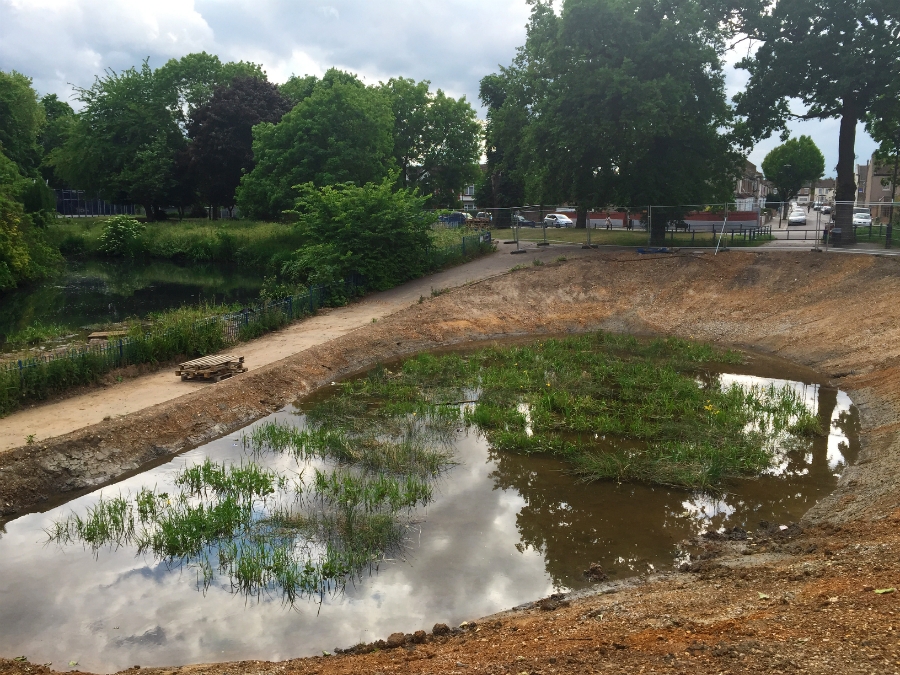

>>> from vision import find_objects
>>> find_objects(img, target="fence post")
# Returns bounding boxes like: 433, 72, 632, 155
462, 237, 466, 256
118, 339, 124, 365
288, 296, 293, 319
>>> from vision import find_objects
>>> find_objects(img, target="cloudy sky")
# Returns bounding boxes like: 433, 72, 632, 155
0, 0, 876, 178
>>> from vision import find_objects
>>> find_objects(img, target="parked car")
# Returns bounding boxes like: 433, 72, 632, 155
512, 214, 537, 227
822, 205, 832, 214
852, 208, 872, 226
543, 213, 574, 228
438, 211, 473, 225
788, 210, 807, 225
475, 212, 493, 221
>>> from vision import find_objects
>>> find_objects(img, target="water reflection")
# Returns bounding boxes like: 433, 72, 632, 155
0, 371, 858, 673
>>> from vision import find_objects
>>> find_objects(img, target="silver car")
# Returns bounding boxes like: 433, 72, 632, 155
788, 210, 807, 225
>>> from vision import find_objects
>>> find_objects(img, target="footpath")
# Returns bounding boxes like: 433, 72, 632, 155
0, 245, 579, 452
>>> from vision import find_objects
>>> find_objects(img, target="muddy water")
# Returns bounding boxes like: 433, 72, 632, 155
0, 363, 857, 673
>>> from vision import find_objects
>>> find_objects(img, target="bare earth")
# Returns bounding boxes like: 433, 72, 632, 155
3, 249, 900, 675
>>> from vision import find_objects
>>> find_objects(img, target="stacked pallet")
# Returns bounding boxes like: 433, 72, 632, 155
175, 354, 247, 382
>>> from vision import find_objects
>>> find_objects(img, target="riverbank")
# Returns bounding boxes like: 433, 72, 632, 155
2, 249, 900, 673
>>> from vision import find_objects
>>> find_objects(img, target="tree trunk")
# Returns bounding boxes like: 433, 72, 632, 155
834, 98, 859, 242
649, 209, 667, 245
212, 204, 219, 221
576, 205, 587, 229
887, 148, 899, 249
143, 203, 154, 222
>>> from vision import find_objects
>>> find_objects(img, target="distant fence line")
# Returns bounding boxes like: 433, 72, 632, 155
55, 190, 136, 218
0, 231, 491, 415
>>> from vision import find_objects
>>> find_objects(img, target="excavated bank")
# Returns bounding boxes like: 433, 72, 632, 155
2, 250, 900, 674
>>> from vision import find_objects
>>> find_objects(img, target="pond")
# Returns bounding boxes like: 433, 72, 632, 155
0, 260, 263, 349
0, 342, 858, 673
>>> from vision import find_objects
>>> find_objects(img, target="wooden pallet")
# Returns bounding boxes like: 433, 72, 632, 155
175, 354, 247, 382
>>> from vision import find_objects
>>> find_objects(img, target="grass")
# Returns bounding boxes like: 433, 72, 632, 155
492, 227, 774, 248
288, 333, 822, 491
4, 321, 74, 349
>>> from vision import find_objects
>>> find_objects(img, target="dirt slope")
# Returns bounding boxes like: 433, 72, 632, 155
3, 250, 900, 674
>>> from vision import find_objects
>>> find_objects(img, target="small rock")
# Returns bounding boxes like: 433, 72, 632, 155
455, 661, 467, 668
385, 632, 406, 649
411, 630, 427, 644
584, 562, 608, 581
432, 623, 450, 636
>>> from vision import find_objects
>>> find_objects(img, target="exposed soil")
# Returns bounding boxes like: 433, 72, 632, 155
3, 249, 900, 674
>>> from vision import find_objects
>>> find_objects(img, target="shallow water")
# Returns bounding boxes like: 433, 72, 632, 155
0, 364, 858, 673
0, 259, 262, 348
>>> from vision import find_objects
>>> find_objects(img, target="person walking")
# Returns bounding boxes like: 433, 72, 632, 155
605, 215, 612, 230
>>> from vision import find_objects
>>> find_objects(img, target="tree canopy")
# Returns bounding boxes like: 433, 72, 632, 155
236, 70, 395, 221
760, 135, 825, 209
187, 76, 291, 215
0, 70, 45, 177
480, 0, 741, 237
379, 78, 481, 207
734, 0, 900, 232
281, 173, 433, 290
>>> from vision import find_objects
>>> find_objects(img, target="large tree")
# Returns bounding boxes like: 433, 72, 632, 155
0, 70, 45, 177
760, 135, 825, 218
187, 76, 291, 217
52, 60, 185, 219
734, 0, 900, 238
485, 0, 740, 237
478, 71, 528, 217
38, 94, 75, 188
236, 70, 394, 221
379, 78, 481, 207
156, 52, 267, 128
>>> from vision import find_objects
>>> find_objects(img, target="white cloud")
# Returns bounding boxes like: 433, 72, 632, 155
0, 0, 874, 175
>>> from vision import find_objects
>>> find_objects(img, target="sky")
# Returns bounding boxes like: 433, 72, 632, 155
0, 0, 877, 179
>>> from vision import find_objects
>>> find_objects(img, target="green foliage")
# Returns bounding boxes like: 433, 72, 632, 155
38, 94, 75, 187
379, 78, 481, 207
282, 173, 433, 290
735, 0, 900, 224
761, 136, 825, 205
296, 333, 820, 491
0, 70, 45, 176
236, 69, 395, 221
480, 0, 740, 234
97, 215, 146, 257
187, 76, 292, 212
52, 60, 185, 219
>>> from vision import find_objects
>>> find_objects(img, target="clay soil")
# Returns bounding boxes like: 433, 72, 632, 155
3, 250, 900, 674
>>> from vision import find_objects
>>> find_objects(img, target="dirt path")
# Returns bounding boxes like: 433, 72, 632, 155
0, 244, 578, 452
4, 250, 900, 674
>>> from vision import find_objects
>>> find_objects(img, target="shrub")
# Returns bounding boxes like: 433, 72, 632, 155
98, 215, 145, 256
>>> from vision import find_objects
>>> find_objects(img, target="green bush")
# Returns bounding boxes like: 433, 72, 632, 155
98, 215, 146, 256
282, 173, 433, 290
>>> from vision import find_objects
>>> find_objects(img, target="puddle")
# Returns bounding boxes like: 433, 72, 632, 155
0, 357, 858, 673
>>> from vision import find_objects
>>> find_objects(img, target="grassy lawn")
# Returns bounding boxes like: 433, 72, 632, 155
492, 227, 773, 248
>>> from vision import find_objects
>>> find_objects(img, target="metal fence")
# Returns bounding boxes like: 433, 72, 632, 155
55, 190, 136, 218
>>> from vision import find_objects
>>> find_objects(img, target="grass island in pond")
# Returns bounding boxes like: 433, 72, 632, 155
49, 332, 824, 604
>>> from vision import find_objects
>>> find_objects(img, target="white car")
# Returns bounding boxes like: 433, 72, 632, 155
852, 208, 872, 226
543, 213, 573, 228
787, 210, 807, 225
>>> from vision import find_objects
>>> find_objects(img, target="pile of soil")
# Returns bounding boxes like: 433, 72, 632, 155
3, 250, 900, 674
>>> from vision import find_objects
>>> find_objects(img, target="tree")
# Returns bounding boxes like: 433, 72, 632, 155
485, 0, 740, 239
734, 0, 900, 237
0, 70, 45, 177
187, 76, 291, 217
867, 96, 900, 247
760, 136, 825, 218
279, 74, 319, 106
52, 60, 185, 220
156, 52, 267, 128
236, 70, 394, 221
281, 173, 433, 290
479, 71, 528, 219
379, 78, 481, 207
38, 94, 75, 187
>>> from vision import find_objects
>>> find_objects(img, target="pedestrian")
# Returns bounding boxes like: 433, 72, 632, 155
605, 215, 612, 230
